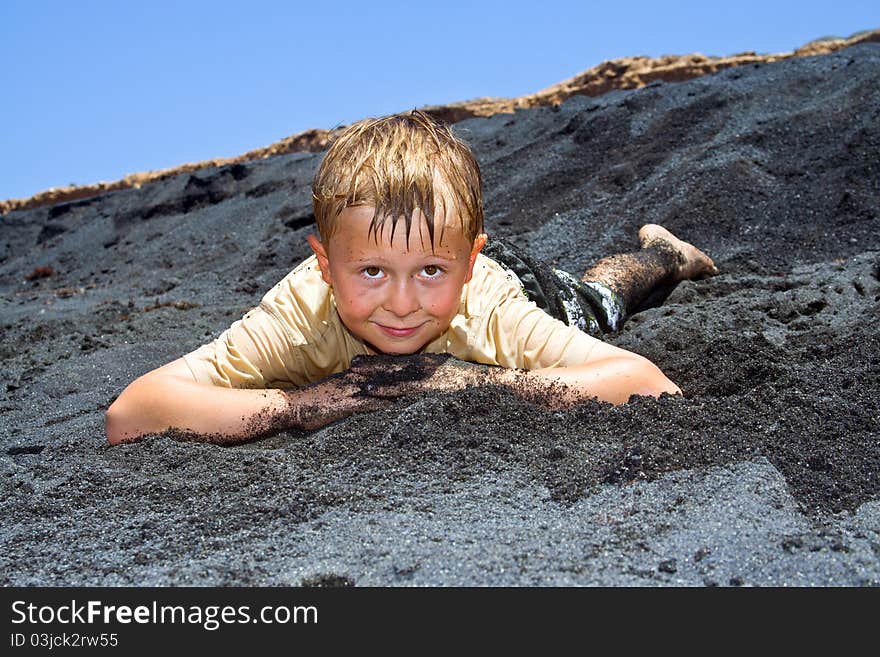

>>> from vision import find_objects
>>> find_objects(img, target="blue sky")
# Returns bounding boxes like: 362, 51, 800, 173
1, 0, 877, 202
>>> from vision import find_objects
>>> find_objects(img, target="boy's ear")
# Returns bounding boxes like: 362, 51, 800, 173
306, 234, 333, 286
463, 233, 488, 284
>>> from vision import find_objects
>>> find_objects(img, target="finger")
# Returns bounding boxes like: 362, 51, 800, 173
362, 397, 396, 412
345, 392, 396, 411
350, 354, 371, 368
358, 379, 422, 398
349, 354, 404, 374
353, 353, 449, 370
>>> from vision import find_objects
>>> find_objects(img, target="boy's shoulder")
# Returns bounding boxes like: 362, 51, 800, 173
261, 254, 325, 299
256, 254, 334, 334
468, 252, 530, 312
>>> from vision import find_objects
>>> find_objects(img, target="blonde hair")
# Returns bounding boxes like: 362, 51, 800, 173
311, 109, 484, 249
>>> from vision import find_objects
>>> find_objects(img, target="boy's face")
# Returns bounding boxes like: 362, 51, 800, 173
307, 205, 487, 355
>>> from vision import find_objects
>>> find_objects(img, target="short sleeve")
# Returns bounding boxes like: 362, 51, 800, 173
182, 304, 306, 389
476, 294, 602, 370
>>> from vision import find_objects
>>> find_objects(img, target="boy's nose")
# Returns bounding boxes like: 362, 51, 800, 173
383, 279, 420, 318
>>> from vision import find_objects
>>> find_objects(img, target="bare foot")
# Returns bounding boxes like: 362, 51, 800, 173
638, 224, 719, 281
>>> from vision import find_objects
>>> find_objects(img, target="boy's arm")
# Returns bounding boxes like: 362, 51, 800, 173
525, 344, 680, 405
106, 343, 675, 444
348, 344, 680, 408
105, 358, 394, 446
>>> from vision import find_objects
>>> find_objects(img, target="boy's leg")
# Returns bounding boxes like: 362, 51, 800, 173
580, 224, 718, 329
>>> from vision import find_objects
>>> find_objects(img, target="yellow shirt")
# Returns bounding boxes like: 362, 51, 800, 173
182, 252, 601, 388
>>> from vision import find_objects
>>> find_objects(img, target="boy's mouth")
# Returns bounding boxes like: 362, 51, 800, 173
375, 322, 425, 338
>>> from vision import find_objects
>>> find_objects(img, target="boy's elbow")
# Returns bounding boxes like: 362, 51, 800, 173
105, 363, 204, 444
638, 378, 681, 400
105, 396, 137, 446
598, 354, 681, 404
633, 360, 681, 400
105, 411, 123, 446
105, 379, 157, 445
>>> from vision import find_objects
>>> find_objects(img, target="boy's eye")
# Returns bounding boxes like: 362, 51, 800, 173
422, 265, 443, 278
362, 266, 383, 279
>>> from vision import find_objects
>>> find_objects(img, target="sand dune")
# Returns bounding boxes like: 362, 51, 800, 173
0, 38, 878, 585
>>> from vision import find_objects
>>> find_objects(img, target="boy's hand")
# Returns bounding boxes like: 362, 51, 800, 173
288, 369, 400, 431
286, 355, 494, 432
348, 353, 492, 398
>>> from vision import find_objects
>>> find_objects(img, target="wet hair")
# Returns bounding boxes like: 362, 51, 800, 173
311, 109, 484, 249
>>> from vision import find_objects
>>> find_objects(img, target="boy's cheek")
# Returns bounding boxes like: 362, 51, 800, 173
425, 293, 462, 324
337, 297, 372, 320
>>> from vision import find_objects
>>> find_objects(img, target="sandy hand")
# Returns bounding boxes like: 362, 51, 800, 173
349, 353, 490, 398
288, 369, 399, 431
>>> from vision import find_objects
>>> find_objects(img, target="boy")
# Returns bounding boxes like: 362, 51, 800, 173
105, 110, 717, 446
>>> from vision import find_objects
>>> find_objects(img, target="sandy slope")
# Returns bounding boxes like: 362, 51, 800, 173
1, 42, 878, 586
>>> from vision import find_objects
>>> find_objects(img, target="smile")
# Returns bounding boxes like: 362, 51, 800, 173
376, 322, 424, 337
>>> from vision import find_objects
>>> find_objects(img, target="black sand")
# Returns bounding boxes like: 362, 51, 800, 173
1, 43, 879, 585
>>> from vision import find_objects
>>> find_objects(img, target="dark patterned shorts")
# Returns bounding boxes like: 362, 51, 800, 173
481, 238, 626, 337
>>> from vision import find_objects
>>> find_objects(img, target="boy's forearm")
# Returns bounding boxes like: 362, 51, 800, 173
486, 357, 681, 407
346, 352, 679, 408
105, 376, 296, 446
106, 369, 390, 446
535, 358, 680, 405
